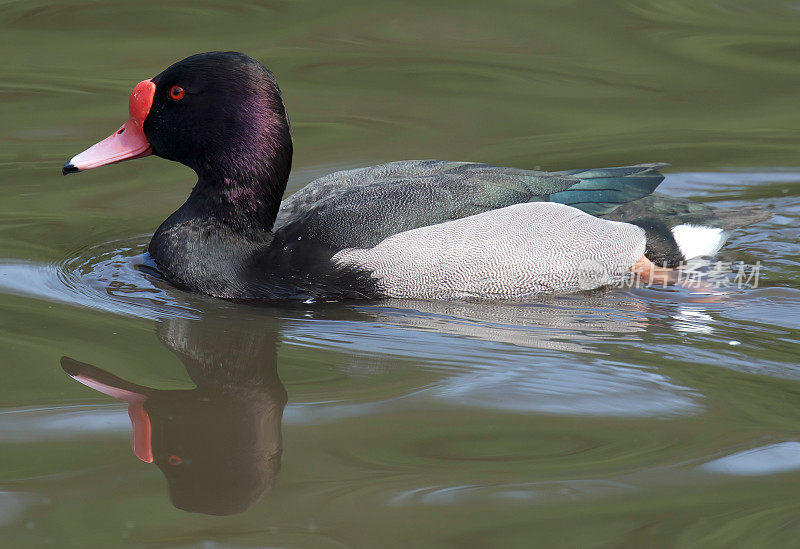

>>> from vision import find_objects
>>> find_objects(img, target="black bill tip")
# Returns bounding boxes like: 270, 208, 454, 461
62, 163, 79, 176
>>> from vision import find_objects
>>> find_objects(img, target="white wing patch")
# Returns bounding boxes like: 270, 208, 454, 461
671, 224, 728, 260
333, 202, 647, 299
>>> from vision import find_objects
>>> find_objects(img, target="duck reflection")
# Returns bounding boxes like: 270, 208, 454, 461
60, 312, 286, 516
54, 284, 711, 516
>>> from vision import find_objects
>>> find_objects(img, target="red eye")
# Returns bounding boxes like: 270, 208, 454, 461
169, 85, 185, 101
168, 455, 183, 465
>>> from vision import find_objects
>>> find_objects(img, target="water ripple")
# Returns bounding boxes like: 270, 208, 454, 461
0, 236, 200, 320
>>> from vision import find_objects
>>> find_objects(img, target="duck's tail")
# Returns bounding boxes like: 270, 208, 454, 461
691, 205, 774, 231
549, 163, 669, 216
660, 205, 772, 265
602, 192, 773, 266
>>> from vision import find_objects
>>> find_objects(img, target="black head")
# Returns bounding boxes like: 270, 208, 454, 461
64, 52, 293, 231
145, 52, 292, 182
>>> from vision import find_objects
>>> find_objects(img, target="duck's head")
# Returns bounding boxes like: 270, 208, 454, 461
63, 52, 293, 216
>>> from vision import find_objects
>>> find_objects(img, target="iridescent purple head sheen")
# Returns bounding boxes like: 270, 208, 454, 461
143, 52, 293, 231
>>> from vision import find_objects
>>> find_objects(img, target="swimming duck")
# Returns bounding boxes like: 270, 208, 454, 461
63, 52, 771, 301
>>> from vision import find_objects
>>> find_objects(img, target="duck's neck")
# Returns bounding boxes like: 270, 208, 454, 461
148, 136, 293, 297
188, 140, 293, 237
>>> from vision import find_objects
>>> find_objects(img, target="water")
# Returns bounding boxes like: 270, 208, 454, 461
1, 0, 799, 546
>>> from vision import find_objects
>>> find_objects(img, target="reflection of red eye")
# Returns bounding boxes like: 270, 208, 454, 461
168, 455, 183, 465
169, 85, 185, 101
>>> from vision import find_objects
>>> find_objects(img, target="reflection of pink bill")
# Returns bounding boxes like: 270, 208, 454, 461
62, 359, 154, 464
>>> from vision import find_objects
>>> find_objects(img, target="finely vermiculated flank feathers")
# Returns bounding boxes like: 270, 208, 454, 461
332, 202, 647, 299
549, 163, 668, 216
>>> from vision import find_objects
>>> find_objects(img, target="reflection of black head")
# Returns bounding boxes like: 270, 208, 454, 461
61, 311, 287, 516
146, 386, 284, 515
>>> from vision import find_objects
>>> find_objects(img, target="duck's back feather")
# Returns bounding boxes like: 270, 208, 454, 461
274, 160, 667, 250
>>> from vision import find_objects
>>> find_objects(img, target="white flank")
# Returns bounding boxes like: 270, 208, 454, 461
671, 224, 728, 259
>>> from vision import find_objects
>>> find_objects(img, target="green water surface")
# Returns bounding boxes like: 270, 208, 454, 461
0, 1, 799, 547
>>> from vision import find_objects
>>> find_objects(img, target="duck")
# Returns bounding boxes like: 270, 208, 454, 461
63, 51, 771, 301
